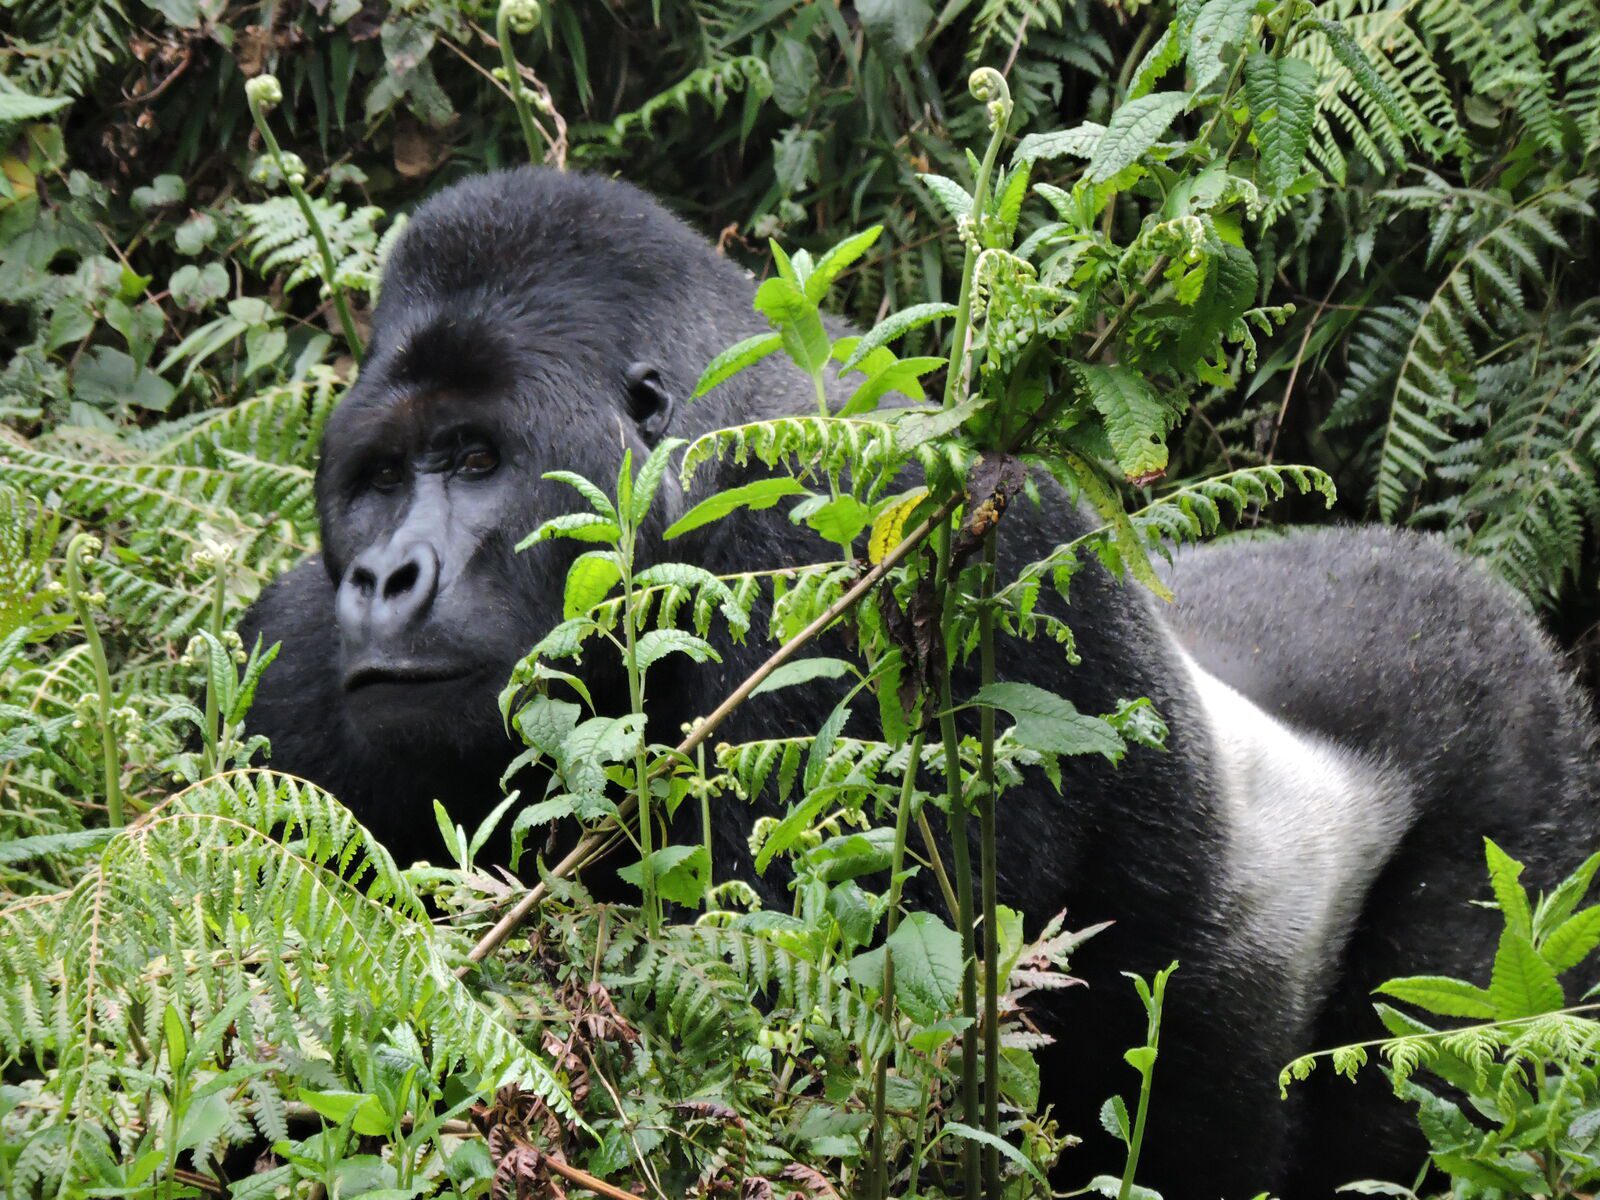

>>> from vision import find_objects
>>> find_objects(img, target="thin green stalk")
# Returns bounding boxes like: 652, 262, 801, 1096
496, 1, 545, 164
65, 534, 121, 827
978, 532, 1000, 1200
201, 554, 227, 777
620, 528, 657, 936
245, 76, 363, 364
868, 729, 926, 1200
699, 744, 714, 911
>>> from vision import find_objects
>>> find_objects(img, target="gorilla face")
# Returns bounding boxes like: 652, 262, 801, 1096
314, 356, 676, 754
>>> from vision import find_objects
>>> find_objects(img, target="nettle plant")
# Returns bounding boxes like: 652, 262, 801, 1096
483, 7, 1357, 1194
1284, 843, 1600, 1199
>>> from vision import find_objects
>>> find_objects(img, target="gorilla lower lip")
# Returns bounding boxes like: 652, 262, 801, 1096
344, 663, 475, 691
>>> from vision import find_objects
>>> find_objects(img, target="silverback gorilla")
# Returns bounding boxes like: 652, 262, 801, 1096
240, 168, 1600, 1198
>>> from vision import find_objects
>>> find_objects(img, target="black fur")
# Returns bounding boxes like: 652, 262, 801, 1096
240, 168, 1600, 1198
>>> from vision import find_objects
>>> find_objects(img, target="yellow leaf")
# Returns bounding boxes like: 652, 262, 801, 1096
868, 489, 927, 564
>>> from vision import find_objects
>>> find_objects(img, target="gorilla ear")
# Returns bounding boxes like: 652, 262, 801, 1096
624, 362, 676, 444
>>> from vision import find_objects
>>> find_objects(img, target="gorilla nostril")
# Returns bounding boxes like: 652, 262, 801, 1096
351, 566, 377, 596
383, 560, 420, 600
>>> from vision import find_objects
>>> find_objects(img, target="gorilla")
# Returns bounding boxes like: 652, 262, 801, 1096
240, 167, 1600, 1198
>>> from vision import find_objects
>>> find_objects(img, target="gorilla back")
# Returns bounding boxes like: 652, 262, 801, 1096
240, 167, 1600, 1197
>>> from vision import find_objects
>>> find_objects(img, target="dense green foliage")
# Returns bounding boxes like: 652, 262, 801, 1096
1, 0, 1598, 1197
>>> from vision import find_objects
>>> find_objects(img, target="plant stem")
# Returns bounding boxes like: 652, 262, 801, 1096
65, 534, 122, 827
868, 729, 925, 1200
495, 4, 546, 165
201, 556, 227, 777
247, 94, 363, 364
978, 530, 1001, 1200
620, 527, 657, 936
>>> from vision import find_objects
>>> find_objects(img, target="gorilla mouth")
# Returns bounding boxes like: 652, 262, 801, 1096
343, 662, 479, 692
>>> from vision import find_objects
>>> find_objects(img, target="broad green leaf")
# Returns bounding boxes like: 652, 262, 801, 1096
941, 1122, 1050, 1188
631, 437, 686, 525
517, 513, 621, 550
1057, 448, 1173, 602
1100, 1095, 1131, 1144
541, 470, 618, 520
841, 355, 944, 415
1187, 0, 1257, 94
514, 696, 582, 757
1373, 975, 1495, 1019
664, 477, 809, 539
0, 92, 72, 123
1075, 364, 1180, 482
562, 551, 622, 620
918, 173, 973, 222
1484, 838, 1533, 941
618, 844, 711, 906
838, 302, 957, 373
992, 161, 1031, 242
1174, 241, 1257, 369
1536, 849, 1600, 937
1087, 92, 1188, 183
162, 1003, 189, 1070
755, 276, 831, 375
750, 657, 854, 697
805, 494, 873, 545
1123, 1045, 1157, 1074
1129, 26, 1181, 99
885, 912, 964, 1024
806, 225, 883, 302
692, 332, 782, 399
894, 395, 990, 448
1243, 52, 1318, 193
1013, 124, 1105, 164
1489, 931, 1563, 1018
972, 681, 1125, 760
557, 714, 645, 794
1540, 907, 1600, 973
635, 629, 720, 675
301, 1091, 390, 1137
857, 0, 933, 56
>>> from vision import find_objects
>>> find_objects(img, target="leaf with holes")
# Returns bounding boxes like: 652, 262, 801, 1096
1243, 53, 1317, 193
1074, 364, 1182, 483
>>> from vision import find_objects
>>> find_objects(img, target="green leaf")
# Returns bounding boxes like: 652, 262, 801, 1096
1243, 52, 1317, 193
664, 477, 809, 539
806, 226, 883, 303
1489, 931, 1563, 1018
618, 844, 711, 907
837, 302, 957, 373
885, 912, 965, 1024
162, 1003, 189, 1071
1373, 976, 1496, 1019
971, 682, 1125, 760
893, 395, 990, 448
940, 1122, 1050, 1189
1123, 1045, 1157, 1074
750, 657, 854, 697
1484, 838, 1533, 941
1541, 907, 1600, 974
918, 173, 973, 222
562, 551, 622, 620
1129, 25, 1182, 99
840, 355, 944, 416
517, 513, 621, 549
514, 696, 582, 757
1187, 0, 1257, 94
1074, 364, 1180, 482
1535, 850, 1600, 937
301, 1091, 390, 1137
631, 437, 686, 525
1087, 92, 1188, 183
1013, 124, 1105, 164
0, 91, 72, 123
635, 629, 720, 676
1174, 241, 1257, 369
1307, 19, 1408, 133
754, 276, 831, 375
1099, 1095, 1131, 1144
805, 494, 873, 545
692, 332, 783, 399
541, 470, 618, 521
857, 0, 933, 56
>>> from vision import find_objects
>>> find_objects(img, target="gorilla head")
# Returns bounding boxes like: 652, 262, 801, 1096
299, 170, 764, 763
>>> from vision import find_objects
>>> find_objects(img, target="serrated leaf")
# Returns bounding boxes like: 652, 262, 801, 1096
806, 226, 883, 302
1484, 838, 1533, 941
693, 333, 783, 399
972, 681, 1124, 760
1187, 0, 1257, 94
1541, 907, 1600, 974
1099, 1095, 1131, 1144
1174, 241, 1257, 369
884, 912, 965, 1025
1373, 976, 1496, 1019
618, 844, 711, 906
0, 92, 73, 122
562, 551, 622, 620
517, 513, 622, 550
838, 302, 957, 373
1306, 19, 1407, 132
1088, 92, 1188, 183
840, 355, 944, 416
1013, 124, 1105, 164
631, 437, 686, 525
919, 173, 974, 222
1129, 26, 1181, 99
868, 489, 928, 564
664, 477, 810, 539
750, 657, 854, 697
1536, 850, 1600, 937
1489, 931, 1563, 1018
635, 629, 721, 676
893, 395, 990, 448
1075, 364, 1180, 482
1243, 52, 1317, 193
541, 471, 618, 521
805, 494, 873, 545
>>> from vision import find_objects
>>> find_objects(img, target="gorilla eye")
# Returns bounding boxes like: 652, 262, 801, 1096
456, 445, 499, 477
369, 462, 405, 492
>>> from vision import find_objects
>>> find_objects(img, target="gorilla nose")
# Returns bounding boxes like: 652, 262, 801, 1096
336, 542, 440, 640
